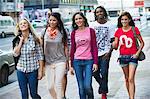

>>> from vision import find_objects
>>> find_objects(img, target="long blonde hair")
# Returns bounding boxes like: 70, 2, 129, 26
15, 18, 40, 44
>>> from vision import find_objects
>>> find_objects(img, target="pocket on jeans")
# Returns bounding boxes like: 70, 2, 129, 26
130, 57, 138, 64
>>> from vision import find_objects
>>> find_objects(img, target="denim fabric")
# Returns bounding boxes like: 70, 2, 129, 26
118, 55, 138, 67
73, 59, 94, 99
17, 70, 41, 99
93, 55, 110, 94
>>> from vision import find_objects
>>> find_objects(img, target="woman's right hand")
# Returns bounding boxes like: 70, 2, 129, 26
92, 64, 98, 72
112, 41, 116, 49
19, 36, 24, 43
69, 66, 74, 75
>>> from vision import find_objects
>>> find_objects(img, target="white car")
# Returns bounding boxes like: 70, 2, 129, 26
31, 19, 46, 28
0, 16, 15, 38
64, 23, 73, 47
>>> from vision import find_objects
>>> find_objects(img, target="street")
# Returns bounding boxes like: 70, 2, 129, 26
0, 20, 150, 98
0, 19, 150, 88
0, 36, 150, 99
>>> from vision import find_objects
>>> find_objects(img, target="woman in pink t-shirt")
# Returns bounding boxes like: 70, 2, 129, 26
70, 12, 98, 99
112, 12, 144, 99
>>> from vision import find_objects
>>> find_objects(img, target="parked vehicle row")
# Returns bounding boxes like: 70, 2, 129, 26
31, 18, 47, 28
0, 49, 15, 86
0, 16, 15, 38
132, 16, 141, 21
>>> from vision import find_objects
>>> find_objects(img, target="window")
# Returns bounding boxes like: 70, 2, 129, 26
0, 20, 12, 26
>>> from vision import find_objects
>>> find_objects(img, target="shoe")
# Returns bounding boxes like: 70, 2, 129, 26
101, 93, 107, 99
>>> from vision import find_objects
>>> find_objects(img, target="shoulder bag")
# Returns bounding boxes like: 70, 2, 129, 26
132, 26, 145, 61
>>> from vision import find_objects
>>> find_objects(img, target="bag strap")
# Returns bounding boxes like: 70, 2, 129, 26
42, 27, 47, 53
131, 26, 139, 48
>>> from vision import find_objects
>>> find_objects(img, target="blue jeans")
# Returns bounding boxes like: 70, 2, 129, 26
17, 70, 41, 99
73, 59, 94, 99
93, 54, 110, 94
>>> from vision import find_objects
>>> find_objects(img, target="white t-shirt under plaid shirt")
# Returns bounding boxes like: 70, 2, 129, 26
16, 34, 44, 73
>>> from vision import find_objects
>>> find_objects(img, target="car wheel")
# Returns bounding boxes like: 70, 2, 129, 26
0, 66, 9, 86
1, 32, 6, 38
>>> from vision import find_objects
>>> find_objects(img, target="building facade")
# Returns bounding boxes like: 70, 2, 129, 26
0, 0, 97, 22
23, 0, 97, 12
58, 0, 97, 22
23, 0, 97, 22
23, 0, 59, 10
98, 0, 150, 17
0, 0, 24, 22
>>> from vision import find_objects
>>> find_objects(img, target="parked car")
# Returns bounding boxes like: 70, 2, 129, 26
0, 49, 15, 86
64, 22, 72, 47
146, 15, 150, 20
132, 16, 141, 21
0, 16, 15, 38
31, 19, 46, 28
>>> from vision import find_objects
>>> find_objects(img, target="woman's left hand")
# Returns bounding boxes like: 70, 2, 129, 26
92, 64, 98, 72
132, 54, 138, 59
38, 68, 43, 80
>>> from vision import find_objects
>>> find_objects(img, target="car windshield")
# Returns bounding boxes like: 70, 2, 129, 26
0, 20, 12, 26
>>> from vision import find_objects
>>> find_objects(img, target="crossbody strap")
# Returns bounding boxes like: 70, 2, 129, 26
131, 26, 139, 48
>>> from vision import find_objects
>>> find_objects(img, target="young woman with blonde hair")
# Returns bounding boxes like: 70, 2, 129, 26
12, 18, 44, 99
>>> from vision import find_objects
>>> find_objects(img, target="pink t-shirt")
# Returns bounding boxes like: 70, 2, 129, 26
115, 27, 140, 55
74, 27, 92, 60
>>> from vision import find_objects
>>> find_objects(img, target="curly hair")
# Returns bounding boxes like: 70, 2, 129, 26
94, 6, 108, 21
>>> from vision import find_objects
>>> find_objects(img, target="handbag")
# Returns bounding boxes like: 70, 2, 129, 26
132, 27, 145, 61
12, 34, 21, 68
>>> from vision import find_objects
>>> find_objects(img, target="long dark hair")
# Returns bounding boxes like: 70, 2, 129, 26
72, 12, 89, 30
94, 6, 108, 21
47, 12, 67, 45
117, 11, 135, 28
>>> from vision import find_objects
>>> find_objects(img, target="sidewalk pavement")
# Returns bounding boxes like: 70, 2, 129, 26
0, 38, 150, 99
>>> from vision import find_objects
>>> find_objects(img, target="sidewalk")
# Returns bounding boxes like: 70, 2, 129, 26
0, 38, 150, 99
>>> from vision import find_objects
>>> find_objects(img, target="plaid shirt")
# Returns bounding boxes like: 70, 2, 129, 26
17, 34, 44, 73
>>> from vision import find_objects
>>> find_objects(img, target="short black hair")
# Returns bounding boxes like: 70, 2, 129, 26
94, 6, 108, 20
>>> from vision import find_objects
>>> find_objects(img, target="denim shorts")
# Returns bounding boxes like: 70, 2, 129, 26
118, 55, 138, 68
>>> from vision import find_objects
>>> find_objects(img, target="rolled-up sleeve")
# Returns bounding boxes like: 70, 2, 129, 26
70, 30, 76, 67
90, 28, 98, 65
36, 43, 44, 61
